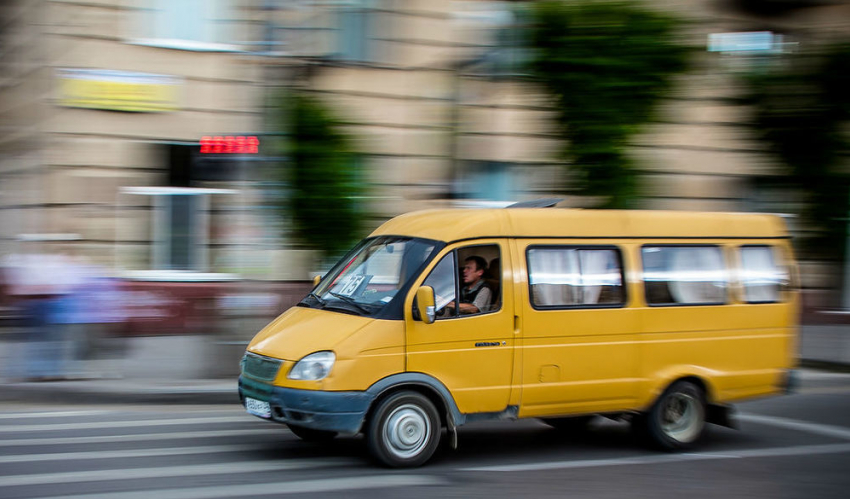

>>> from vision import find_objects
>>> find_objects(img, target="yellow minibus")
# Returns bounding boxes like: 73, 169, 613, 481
238, 207, 798, 467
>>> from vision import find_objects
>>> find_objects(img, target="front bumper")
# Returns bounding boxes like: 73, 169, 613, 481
238, 375, 372, 435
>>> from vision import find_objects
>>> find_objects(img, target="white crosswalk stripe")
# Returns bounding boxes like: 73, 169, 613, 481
460, 443, 850, 472
0, 416, 252, 433
0, 459, 359, 487
26, 475, 445, 499
0, 443, 261, 463
0, 410, 110, 420
0, 428, 273, 447
738, 414, 850, 441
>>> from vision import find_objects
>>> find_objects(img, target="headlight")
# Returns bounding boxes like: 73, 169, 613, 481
288, 351, 336, 380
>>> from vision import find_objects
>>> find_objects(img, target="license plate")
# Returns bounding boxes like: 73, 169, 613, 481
245, 397, 271, 419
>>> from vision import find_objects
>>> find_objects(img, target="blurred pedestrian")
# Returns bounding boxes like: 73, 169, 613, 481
1, 253, 76, 381
71, 263, 126, 378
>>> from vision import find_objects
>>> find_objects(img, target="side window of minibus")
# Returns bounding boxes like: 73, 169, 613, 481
527, 246, 625, 308
739, 245, 788, 303
642, 245, 727, 306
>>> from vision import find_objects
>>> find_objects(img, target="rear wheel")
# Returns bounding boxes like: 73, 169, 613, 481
642, 380, 706, 450
366, 391, 441, 468
286, 423, 337, 442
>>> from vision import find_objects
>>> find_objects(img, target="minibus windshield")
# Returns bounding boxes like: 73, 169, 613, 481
303, 237, 439, 317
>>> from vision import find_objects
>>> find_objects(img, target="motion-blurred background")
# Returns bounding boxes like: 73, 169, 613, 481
1, 0, 849, 381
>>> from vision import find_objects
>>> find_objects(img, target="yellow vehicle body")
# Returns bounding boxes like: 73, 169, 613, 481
239, 208, 798, 465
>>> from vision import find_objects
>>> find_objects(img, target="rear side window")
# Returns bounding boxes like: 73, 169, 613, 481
527, 247, 625, 308
642, 245, 727, 306
740, 245, 787, 303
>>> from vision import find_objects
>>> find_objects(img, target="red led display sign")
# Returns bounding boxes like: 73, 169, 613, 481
200, 136, 259, 154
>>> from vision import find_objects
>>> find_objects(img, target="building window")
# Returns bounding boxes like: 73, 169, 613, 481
155, 194, 202, 271
642, 246, 727, 306
119, 187, 236, 279
463, 161, 519, 203
527, 246, 625, 308
136, 0, 234, 50
337, 3, 371, 62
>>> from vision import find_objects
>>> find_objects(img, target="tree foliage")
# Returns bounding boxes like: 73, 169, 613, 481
746, 43, 850, 260
282, 92, 364, 261
527, 0, 689, 208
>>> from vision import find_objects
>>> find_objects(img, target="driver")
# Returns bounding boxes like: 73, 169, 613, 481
456, 256, 491, 314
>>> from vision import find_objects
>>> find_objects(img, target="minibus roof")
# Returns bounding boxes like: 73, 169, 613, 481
369, 209, 789, 242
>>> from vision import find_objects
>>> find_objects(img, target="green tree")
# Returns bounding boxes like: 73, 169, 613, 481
527, 0, 689, 208
746, 43, 850, 261
281, 92, 364, 261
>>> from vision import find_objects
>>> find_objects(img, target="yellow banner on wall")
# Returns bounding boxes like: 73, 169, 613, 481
57, 69, 182, 112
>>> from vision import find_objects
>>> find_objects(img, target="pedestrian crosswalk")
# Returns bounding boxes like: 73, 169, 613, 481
0, 406, 443, 499
3, 404, 850, 499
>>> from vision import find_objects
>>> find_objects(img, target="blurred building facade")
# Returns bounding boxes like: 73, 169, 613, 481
1, 0, 849, 298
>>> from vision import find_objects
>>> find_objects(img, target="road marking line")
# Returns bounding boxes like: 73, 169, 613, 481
26, 475, 442, 499
0, 410, 109, 420
733, 443, 850, 459
0, 428, 273, 447
460, 443, 850, 472
797, 370, 850, 380
0, 416, 252, 433
0, 459, 360, 487
461, 452, 728, 472
798, 387, 850, 395
0, 444, 260, 463
738, 414, 850, 441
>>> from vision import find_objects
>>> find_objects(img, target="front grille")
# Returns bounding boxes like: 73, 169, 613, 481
241, 352, 283, 381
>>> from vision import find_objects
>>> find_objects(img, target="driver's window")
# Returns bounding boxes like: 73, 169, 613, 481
423, 252, 458, 320
420, 244, 501, 320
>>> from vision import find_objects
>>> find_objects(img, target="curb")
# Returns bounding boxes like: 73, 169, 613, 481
0, 381, 239, 405
799, 359, 850, 374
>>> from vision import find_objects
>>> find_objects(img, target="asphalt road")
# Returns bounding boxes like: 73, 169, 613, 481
1, 372, 849, 499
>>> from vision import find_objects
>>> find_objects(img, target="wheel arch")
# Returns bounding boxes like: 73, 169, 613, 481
363, 373, 462, 431
643, 366, 718, 411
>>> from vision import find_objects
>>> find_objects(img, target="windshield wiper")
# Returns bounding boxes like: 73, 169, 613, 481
328, 291, 375, 315
298, 292, 326, 308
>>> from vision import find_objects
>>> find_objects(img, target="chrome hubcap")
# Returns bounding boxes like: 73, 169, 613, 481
384, 403, 431, 459
660, 392, 703, 443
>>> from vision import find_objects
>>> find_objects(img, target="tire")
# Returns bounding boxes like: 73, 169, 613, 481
643, 380, 706, 450
542, 415, 595, 432
286, 423, 338, 442
366, 391, 441, 468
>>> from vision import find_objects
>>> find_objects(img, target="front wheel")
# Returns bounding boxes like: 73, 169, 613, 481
642, 380, 706, 450
366, 391, 441, 468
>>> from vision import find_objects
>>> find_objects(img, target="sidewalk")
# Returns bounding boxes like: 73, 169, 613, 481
0, 331, 242, 405
0, 378, 237, 405
0, 324, 848, 406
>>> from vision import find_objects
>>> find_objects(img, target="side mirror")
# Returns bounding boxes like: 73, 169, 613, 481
416, 286, 436, 324
312, 275, 322, 287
